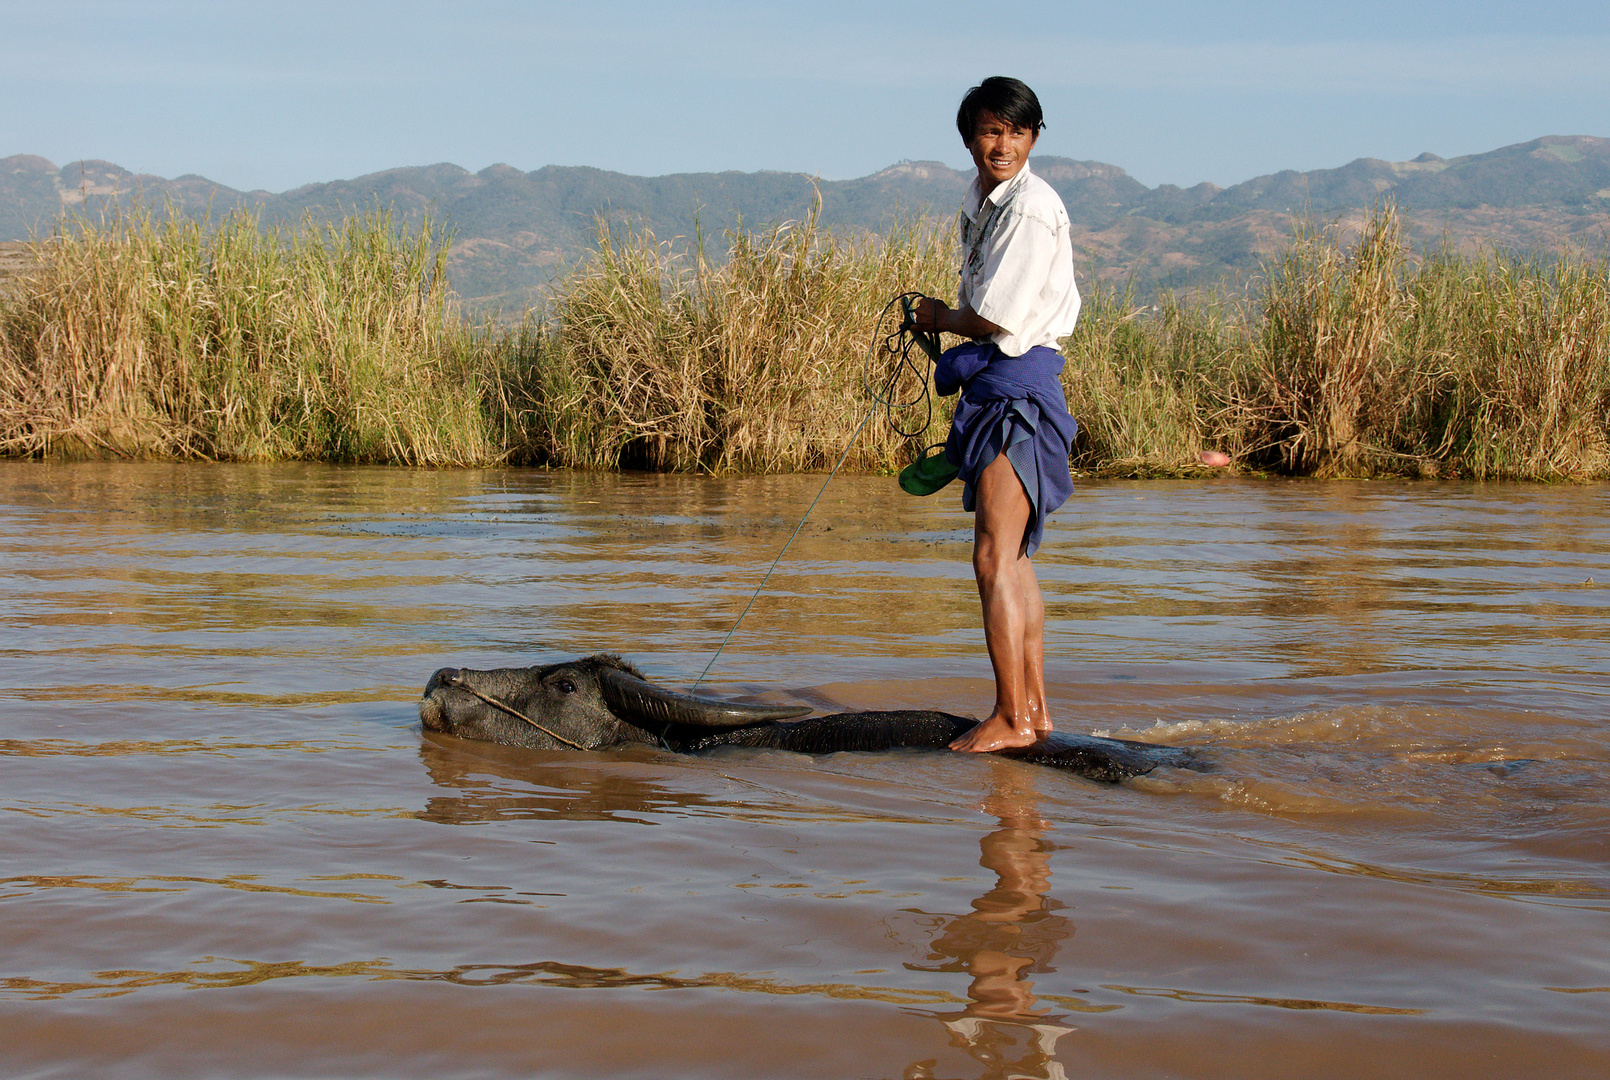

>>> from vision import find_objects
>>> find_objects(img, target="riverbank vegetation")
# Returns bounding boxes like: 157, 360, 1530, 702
2, 204, 1606, 478
0, 206, 497, 465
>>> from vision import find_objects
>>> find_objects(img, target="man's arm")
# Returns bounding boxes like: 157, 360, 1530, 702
910, 296, 1003, 341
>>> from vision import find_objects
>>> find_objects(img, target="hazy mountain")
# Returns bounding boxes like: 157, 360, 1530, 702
4, 135, 1607, 307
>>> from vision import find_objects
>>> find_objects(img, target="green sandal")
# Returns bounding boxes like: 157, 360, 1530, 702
898, 446, 960, 496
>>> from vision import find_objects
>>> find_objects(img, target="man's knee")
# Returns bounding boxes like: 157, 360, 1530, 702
973, 537, 1017, 584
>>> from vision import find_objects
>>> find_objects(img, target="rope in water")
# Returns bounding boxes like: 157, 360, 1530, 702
689, 292, 941, 691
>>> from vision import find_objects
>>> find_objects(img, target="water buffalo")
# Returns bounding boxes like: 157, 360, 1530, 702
420, 654, 1197, 783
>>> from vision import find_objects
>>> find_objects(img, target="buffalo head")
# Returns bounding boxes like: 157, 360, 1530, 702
419, 653, 811, 751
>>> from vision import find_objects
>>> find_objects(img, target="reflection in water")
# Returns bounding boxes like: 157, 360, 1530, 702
907, 764, 1076, 1080
415, 735, 722, 826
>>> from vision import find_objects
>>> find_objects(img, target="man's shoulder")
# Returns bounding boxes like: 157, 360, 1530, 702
1009, 167, 1070, 224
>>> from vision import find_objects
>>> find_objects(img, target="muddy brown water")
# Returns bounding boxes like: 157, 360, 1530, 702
2, 461, 1607, 1080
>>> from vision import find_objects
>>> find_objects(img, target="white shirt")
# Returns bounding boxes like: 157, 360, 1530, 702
957, 163, 1081, 357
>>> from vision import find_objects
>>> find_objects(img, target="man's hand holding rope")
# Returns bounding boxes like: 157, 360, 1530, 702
907, 295, 1004, 341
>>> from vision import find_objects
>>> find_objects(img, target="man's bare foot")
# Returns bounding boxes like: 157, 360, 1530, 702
950, 715, 1041, 753
1033, 720, 1053, 740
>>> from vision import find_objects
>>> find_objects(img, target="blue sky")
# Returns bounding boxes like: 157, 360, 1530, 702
4, 0, 1607, 192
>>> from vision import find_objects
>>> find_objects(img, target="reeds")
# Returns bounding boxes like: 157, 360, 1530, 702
1243, 210, 1411, 475
1409, 244, 1610, 479
509, 210, 958, 472
2, 202, 1606, 479
1232, 207, 1610, 479
1061, 205, 1609, 479
0, 204, 498, 464
1060, 286, 1245, 475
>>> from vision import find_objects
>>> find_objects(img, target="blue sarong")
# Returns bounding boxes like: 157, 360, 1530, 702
935, 341, 1077, 557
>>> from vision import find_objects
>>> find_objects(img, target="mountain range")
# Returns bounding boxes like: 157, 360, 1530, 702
4, 135, 1608, 308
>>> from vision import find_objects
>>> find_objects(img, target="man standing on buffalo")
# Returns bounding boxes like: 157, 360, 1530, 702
908, 76, 1080, 753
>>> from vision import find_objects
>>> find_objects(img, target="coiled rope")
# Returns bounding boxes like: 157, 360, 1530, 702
689, 292, 941, 690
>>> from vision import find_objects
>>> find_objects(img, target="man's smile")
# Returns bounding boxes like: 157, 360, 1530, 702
967, 108, 1038, 194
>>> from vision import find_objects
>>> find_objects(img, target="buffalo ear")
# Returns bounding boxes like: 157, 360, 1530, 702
598, 669, 811, 728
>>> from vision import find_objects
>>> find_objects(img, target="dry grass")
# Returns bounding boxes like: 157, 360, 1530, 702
1241, 210, 1411, 475
508, 208, 958, 472
0, 204, 498, 464
1060, 286, 1246, 475
3, 202, 1606, 480
1410, 246, 1610, 478
1229, 206, 1610, 479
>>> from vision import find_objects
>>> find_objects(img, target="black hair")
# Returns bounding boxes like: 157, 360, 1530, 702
956, 77, 1045, 142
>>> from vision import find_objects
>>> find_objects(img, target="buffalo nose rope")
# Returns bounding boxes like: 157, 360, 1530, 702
689, 292, 941, 691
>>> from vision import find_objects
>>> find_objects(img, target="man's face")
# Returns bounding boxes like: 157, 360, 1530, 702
966, 109, 1038, 191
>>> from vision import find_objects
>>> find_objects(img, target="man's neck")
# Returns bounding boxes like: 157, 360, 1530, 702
969, 161, 1030, 210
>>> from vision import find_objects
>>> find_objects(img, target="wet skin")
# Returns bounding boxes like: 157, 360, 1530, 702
948, 451, 1050, 752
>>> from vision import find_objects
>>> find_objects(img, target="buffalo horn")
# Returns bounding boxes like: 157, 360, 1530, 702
599, 669, 811, 728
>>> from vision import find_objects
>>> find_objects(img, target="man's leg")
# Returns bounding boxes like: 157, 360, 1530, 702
1018, 554, 1051, 738
950, 451, 1040, 752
